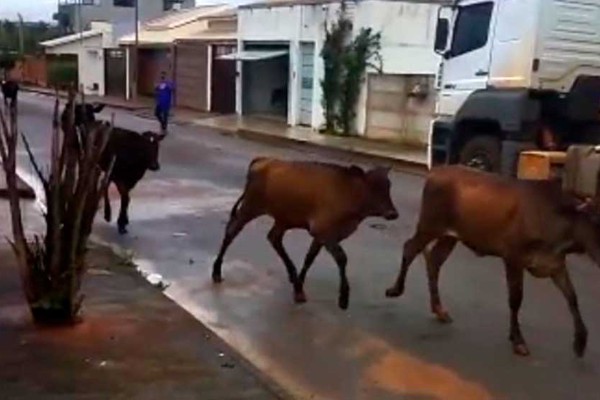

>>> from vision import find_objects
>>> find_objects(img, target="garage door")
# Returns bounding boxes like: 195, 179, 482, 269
174, 42, 208, 111
366, 74, 435, 145
299, 42, 315, 126
211, 44, 236, 114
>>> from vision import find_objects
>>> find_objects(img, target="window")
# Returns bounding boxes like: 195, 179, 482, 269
114, 0, 134, 7
163, 0, 183, 11
450, 2, 493, 57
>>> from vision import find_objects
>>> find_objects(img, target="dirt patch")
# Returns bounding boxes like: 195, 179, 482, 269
0, 244, 283, 400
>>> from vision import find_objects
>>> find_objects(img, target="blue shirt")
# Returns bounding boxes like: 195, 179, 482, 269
155, 81, 174, 110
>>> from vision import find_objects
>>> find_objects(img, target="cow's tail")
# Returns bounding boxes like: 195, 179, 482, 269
229, 192, 245, 220
229, 157, 265, 219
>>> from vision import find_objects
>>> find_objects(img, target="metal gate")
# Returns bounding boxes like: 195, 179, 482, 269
104, 48, 126, 98
211, 44, 236, 114
299, 42, 315, 126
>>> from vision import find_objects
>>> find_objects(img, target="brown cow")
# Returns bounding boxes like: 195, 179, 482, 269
213, 157, 399, 309
385, 165, 599, 357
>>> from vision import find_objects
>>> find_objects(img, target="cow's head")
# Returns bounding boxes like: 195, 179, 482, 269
363, 166, 399, 221
141, 131, 164, 172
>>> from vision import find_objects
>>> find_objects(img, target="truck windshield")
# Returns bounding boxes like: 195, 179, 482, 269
450, 2, 494, 57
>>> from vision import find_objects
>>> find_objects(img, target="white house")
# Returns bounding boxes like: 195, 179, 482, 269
229, 0, 442, 145
41, 22, 115, 96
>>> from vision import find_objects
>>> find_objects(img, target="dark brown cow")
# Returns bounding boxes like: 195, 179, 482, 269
213, 157, 399, 309
62, 102, 163, 234
386, 165, 599, 357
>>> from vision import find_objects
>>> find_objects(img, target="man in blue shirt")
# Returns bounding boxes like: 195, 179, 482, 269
154, 71, 174, 136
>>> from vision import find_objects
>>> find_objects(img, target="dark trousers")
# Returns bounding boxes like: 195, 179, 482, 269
155, 106, 170, 131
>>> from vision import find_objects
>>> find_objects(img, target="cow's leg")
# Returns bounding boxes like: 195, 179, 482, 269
423, 236, 457, 323
212, 203, 261, 283
325, 243, 349, 310
552, 268, 587, 357
504, 262, 529, 356
298, 239, 322, 284
267, 224, 306, 303
386, 230, 436, 298
116, 183, 130, 235
103, 183, 112, 222
294, 239, 322, 303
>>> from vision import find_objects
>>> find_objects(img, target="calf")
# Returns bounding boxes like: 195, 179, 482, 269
62, 102, 163, 234
213, 158, 399, 309
386, 165, 600, 357
1, 79, 18, 110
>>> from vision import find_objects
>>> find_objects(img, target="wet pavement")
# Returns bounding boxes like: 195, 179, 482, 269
16, 92, 600, 400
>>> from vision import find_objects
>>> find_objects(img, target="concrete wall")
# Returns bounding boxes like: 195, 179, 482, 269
354, 0, 440, 137
45, 34, 106, 96
237, 0, 440, 139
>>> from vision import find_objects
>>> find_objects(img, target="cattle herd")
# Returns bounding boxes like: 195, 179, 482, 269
3, 92, 600, 360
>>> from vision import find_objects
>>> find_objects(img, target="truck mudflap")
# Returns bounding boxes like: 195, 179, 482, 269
428, 117, 454, 170
501, 140, 537, 177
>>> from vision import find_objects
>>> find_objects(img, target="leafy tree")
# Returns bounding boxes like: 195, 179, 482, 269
320, 1, 382, 136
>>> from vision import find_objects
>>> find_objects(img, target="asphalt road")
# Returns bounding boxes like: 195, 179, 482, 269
15, 92, 600, 400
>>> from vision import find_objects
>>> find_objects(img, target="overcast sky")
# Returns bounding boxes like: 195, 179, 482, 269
0, 1, 248, 22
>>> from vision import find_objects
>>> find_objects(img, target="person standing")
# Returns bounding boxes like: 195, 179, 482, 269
154, 71, 174, 136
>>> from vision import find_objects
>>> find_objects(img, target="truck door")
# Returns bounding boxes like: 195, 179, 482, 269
439, 1, 496, 116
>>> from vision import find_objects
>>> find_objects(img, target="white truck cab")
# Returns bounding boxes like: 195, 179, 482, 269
430, 0, 600, 175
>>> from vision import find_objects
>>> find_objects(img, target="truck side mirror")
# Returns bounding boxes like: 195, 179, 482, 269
434, 18, 449, 55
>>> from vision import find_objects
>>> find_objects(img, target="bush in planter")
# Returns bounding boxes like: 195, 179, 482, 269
47, 62, 78, 90
0, 91, 113, 324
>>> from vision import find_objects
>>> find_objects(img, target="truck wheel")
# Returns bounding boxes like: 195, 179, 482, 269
459, 136, 501, 173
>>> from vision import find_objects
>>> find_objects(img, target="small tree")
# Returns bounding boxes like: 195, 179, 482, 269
320, 3, 352, 134
0, 91, 113, 324
320, 1, 382, 136
338, 28, 382, 136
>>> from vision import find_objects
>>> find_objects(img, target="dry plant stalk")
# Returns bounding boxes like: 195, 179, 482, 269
0, 89, 114, 324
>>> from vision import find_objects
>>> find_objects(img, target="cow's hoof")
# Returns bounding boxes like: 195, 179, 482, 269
385, 287, 403, 298
118, 227, 128, 235
294, 291, 307, 304
338, 296, 349, 310
574, 332, 588, 358
512, 343, 531, 357
212, 274, 223, 284
434, 310, 453, 324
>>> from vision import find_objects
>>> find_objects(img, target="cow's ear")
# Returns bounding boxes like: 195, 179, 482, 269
92, 103, 105, 113
348, 165, 364, 176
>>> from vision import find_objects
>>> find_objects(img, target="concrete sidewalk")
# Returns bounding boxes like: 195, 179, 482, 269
22, 86, 428, 169
193, 114, 428, 168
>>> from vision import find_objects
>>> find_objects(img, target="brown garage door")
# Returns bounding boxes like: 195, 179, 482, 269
138, 48, 171, 97
211, 44, 236, 114
105, 48, 126, 98
174, 42, 208, 111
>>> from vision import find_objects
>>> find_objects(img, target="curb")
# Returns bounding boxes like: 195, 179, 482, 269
90, 236, 293, 400
211, 126, 428, 176
22, 87, 147, 112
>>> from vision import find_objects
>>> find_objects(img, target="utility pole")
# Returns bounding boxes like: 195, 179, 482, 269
131, 0, 139, 100
17, 14, 24, 57
78, 0, 83, 40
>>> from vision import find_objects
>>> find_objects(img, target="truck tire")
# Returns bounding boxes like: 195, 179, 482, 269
459, 136, 501, 173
